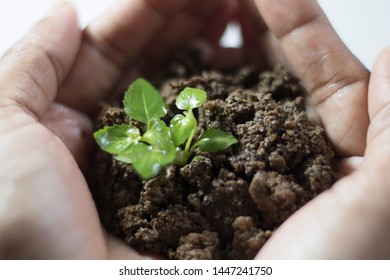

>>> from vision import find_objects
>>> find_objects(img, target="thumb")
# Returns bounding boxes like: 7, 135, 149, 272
0, 1, 81, 120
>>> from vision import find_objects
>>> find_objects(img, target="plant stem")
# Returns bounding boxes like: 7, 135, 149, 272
184, 128, 196, 154
184, 110, 196, 155
175, 121, 197, 166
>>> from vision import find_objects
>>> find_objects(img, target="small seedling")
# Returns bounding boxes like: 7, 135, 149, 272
94, 78, 238, 180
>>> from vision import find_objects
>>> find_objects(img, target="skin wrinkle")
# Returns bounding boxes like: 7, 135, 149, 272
5, 84, 41, 121
278, 15, 368, 108
0, 52, 52, 120
1, 125, 53, 170
26, 17, 70, 86
368, 112, 390, 142
0, 114, 37, 143
332, 120, 353, 154
300, 50, 342, 102
16, 70, 51, 118
34, 41, 66, 90
0, 23, 78, 121
272, 9, 321, 41
309, 66, 369, 108
366, 113, 390, 155
0, 132, 58, 239
366, 48, 390, 147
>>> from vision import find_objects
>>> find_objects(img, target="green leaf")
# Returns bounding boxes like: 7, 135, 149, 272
176, 87, 207, 111
114, 154, 134, 164
93, 124, 140, 154
169, 111, 197, 146
143, 119, 175, 152
195, 128, 238, 153
117, 142, 176, 180
123, 78, 168, 127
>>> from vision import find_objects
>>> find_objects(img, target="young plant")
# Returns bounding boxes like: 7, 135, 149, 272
94, 78, 238, 180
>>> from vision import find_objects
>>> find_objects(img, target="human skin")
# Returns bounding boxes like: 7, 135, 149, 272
0, 0, 389, 259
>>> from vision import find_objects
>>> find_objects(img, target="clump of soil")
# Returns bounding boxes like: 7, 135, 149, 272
91, 58, 335, 259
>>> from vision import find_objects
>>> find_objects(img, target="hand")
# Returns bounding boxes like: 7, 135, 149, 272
256, 47, 390, 259
0, 0, 231, 259
233, 0, 390, 259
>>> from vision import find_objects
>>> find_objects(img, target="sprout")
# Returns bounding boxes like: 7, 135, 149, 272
94, 78, 238, 180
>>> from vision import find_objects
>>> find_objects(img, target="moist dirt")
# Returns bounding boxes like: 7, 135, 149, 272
91, 56, 335, 259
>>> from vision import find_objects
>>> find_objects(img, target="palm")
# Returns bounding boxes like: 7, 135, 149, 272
0, 117, 101, 258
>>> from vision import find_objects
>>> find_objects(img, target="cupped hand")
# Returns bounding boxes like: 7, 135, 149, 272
0, 0, 231, 259
256, 45, 390, 259
236, 0, 390, 259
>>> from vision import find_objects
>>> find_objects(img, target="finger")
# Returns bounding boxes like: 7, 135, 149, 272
254, 0, 369, 156
0, 1, 81, 120
57, 0, 225, 115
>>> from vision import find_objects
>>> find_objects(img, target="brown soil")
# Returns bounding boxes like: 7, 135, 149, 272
91, 58, 335, 259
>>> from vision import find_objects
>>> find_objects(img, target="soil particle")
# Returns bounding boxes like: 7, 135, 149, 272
231, 216, 273, 259
171, 230, 220, 260
248, 171, 305, 227
91, 62, 335, 259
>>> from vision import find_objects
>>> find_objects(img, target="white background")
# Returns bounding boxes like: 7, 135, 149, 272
1, 260, 390, 280
0, 0, 389, 69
